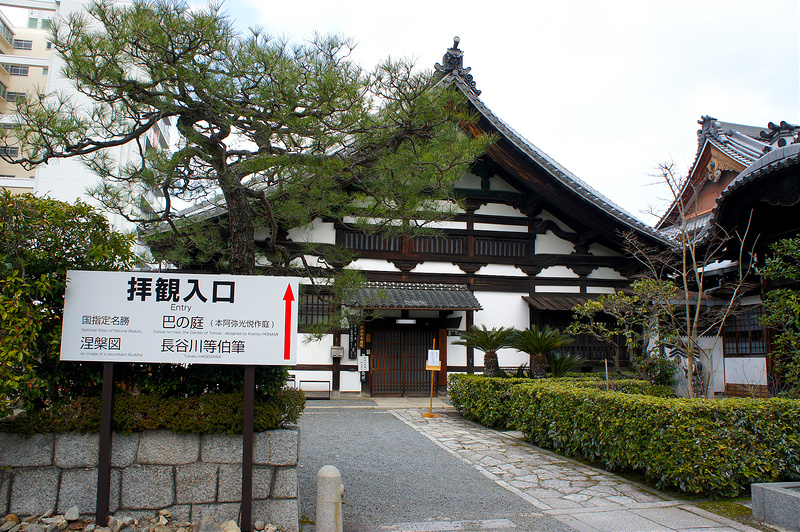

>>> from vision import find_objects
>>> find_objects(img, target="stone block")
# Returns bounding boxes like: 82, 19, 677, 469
752, 482, 800, 531
111, 433, 140, 468
252, 498, 298, 532
218, 466, 273, 502
9, 467, 60, 516
270, 468, 297, 499
54, 433, 99, 468
253, 431, 297, 466
121, 465, 175, 509
0, 469, 11, 515
253, 467, 274, 501
216, 465, 241, 503
58, 468, 121, 514
189, 503, 240, 525
201, 435, 241, 464
0, 434, 54, 467
176, 464, 218, 504
137, 431, 199, 465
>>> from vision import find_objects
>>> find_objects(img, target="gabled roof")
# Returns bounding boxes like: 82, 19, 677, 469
435, 38, 671, 247
693, 116, 769, 170
350, 281, 482, 310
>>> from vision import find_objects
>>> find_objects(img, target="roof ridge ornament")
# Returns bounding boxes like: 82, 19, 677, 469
696, 115, 723, 156
435, 36, 481, 95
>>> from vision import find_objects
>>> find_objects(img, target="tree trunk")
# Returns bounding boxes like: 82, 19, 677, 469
530, 354, 548, 379
483, 351, 501, 377
219, 177, 256, 276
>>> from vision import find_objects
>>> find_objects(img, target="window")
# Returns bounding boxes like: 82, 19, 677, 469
0, 174, 15, 178
42, 67, 48, 75
0, 146, 20, 157
298, 291, 335, 332
4, 65, 29, 76
41, 19, 52, 30
28, 18, 37, 29
723, 306, 766, 357
12, 39, 32, 50
5, 91, 25, 102
46, 42, 52, 50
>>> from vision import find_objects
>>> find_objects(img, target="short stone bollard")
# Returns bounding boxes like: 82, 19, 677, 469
316, 465, 344, 532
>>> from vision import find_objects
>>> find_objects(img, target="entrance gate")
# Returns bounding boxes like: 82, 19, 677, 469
371, 329, 435, 396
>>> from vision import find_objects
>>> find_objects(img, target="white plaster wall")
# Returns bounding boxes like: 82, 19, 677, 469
286, 218, 336, 244
536, 266, 579, 278
422, 220, 468, 230
474, 223, 528, 233
455, 172, 482, 188
474, 203, 525, 217
346, 259, 401, 272
699, 337, 725, 395
470, 291, 530, 368
538, 210, 572, 232
588, 243, 621, 257
725, 357, 768, 386
587, 267, 626, 280
474, 264, 527, 277
488, 175, 518, 192
340, 370, 361, 392
410, 262, 466, 274
298, 334, 334, 364
535, 232, 575, 254
535, 285, 581, 293
586, 287, 616, 294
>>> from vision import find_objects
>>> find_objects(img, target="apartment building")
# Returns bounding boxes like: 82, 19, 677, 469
0, 4, 52, 194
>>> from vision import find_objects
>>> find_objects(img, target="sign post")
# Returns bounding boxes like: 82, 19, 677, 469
423, 340, 440, 418
60, 271, 299, 530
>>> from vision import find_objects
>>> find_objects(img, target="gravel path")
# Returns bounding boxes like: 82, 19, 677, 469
297, 408, 577, 532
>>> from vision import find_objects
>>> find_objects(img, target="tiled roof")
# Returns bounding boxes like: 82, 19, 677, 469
522, 294, 599, 312
712, 142, 800, 219
694, 116, 770, 169
349, 282, 482, 310
436, 42, 670, 246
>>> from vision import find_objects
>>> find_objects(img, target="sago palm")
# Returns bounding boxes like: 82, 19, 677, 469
453, 325, 517, 377
511, 326, 574, 378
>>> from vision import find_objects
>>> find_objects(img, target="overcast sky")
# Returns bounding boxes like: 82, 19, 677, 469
6, 1, 797, 225
215, 0, 799, 225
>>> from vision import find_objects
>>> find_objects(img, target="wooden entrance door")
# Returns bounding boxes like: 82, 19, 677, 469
371, 329, 435, 396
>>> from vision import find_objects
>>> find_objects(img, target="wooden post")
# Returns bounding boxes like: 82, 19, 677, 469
422, 338, 440, 418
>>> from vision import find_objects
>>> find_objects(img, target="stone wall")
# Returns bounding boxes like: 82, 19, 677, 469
0, 429, 299, 532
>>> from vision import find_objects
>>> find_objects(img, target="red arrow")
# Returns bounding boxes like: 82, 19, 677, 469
283, 284, 295, 360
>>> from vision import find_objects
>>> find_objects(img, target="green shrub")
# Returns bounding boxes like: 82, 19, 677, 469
449, 374, 799, 497
448, 374, 529, 428
509, 382, 800, 497
0, 387, 305, 435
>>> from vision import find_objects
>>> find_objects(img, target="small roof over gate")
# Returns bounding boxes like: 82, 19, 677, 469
522, 294, 599, 312
349, 281, 482, 310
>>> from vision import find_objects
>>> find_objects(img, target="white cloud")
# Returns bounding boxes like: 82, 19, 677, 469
200, 0, 800, 224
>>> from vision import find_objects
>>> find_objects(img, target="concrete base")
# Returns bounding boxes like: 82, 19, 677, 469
752, 481, 800, 531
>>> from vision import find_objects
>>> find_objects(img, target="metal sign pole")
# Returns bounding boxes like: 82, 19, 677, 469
241, 365, 255, 531
96, 362, 114, 526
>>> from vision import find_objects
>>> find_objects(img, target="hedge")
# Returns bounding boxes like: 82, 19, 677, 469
0, 387, 305, 435
448, 374, 672, 429
448, 374, 800, 497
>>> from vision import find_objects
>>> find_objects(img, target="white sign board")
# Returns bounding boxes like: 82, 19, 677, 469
427, 349, 441, 370
358, 355, 369, 372
60, 270, 299, 365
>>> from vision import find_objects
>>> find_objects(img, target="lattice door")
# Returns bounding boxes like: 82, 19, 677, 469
371, 329, 435, 396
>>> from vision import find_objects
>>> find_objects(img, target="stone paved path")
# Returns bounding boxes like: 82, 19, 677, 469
390, 409, 763, 532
